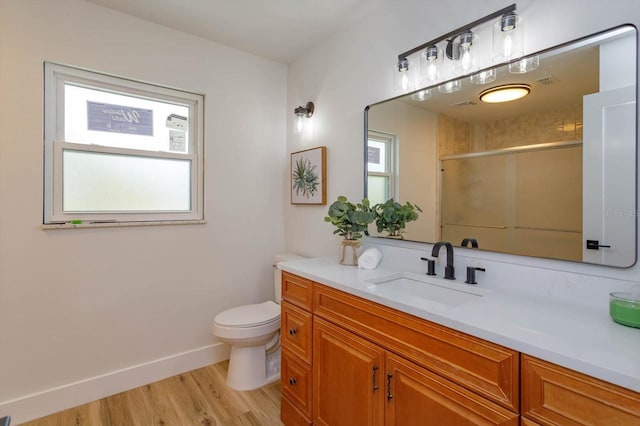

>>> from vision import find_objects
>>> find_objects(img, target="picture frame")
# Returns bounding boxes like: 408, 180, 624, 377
291, 146, 327, 205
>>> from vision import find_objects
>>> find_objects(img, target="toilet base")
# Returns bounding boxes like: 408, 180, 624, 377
226, 343, 281, 391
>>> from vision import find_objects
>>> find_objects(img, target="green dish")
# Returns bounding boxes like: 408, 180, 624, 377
610, 292, 640, 328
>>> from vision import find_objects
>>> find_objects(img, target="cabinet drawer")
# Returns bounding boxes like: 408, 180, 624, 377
521, 355, 640, 425
282, 271, 313, 310
314, 283, 519, 412
281, 391, 312, 426
282, 349, 313, 420
281, 301, 313, 364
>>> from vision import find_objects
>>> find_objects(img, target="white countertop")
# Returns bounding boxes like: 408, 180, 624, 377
279, 256, 640, 393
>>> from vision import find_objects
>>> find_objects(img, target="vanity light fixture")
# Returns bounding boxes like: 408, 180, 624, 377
394, 4, 518, 93
492, 11, 524, 62
479, 83, 531, 103
294, 101, 314, 134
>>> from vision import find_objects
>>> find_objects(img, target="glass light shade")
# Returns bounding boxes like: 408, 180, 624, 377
419, 46, 442, 84
470, 69, 497, 85
492, 13, 524, 62
479, 84, 531, 103
509, 55, 540, 74
394, 58, 417, 94
411, 89, 432, 101
294, 114, 305, 134
438, 79, 462, 94
453, 31, 477, 75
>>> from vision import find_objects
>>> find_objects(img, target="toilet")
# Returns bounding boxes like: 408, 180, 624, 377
212, 254, 304, 391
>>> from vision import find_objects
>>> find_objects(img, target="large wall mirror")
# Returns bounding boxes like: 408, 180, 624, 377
365, 25, 637, 267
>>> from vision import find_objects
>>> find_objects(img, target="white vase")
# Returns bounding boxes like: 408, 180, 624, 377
339, 239, 361, 266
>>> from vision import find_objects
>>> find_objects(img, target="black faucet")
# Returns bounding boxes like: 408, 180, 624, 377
461, 238, 478, 248
431, 241, 455, 280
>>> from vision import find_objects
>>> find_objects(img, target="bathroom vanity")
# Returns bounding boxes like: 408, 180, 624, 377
279, 258, 640, 425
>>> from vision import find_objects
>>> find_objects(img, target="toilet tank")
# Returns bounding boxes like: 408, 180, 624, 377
274, 254, 306, 303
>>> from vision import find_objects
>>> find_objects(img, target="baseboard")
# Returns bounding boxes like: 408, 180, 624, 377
1, 343, 230, 425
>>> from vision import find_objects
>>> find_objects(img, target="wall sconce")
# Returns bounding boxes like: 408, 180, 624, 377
294, 101, 314, 134
394, 3, 521, 93
479, 83, 531, 103
492, 11, 524, 62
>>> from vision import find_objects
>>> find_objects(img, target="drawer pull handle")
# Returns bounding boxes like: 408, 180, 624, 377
289, 328, 297, 335
289, 378, 297, 385
372, 365, 379, 392
386, 373, 393, 401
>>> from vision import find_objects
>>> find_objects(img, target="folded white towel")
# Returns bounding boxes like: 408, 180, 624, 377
358, 247, 382, 270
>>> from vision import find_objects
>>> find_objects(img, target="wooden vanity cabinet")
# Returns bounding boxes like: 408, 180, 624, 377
521, 355, 640, 425
281, 272, 519, 425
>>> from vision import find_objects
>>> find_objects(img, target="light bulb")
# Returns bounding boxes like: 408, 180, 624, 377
294, 114, 305, 134
502, 33, 513, 58
400, 72, 409, 91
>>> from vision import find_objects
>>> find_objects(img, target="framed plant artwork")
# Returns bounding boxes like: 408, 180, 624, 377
291, 146, 326, 205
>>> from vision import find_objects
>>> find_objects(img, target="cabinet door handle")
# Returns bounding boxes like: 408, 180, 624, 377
372, 365, 379, 392
289, 328, 297, 335
386, 373, 393, 401
289, 378, 297, 385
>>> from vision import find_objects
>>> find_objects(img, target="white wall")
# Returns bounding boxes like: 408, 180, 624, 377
285, 0, 640, 264
0, 0, 286, 422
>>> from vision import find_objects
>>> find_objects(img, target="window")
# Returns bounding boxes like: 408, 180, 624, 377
367, 131, 396, 205
43, 62, 204, 226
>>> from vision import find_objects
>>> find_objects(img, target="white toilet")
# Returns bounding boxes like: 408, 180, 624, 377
212, 254, 304, 391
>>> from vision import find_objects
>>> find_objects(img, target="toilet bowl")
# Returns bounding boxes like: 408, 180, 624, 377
212, 254, 305, 391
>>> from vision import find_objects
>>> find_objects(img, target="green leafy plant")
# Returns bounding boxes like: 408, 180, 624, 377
292, 157, 319, 198
373, 199, 422, 237
324, 196, 375, 240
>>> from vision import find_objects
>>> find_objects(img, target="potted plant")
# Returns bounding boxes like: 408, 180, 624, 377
324, 196, 375, 265
373, 199, 422, 238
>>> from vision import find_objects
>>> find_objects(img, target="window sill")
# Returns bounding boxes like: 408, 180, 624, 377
42, 219, 206, 230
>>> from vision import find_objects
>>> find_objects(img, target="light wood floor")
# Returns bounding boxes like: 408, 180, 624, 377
21, 361, 283, 426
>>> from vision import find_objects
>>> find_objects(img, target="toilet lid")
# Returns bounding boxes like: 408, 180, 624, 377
215, 301, 280, 327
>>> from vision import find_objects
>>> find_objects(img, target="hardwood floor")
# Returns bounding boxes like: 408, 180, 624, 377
22, 361, 283, 426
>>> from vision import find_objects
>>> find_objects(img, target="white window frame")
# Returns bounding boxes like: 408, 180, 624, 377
367, 130, 396, 201
43, 62, 204, 226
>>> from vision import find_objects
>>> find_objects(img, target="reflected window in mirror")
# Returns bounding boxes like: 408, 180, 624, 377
367, 131, 396, 206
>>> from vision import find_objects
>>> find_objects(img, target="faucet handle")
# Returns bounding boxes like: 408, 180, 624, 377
420, 257, 436, 276
465, 267, 485, 285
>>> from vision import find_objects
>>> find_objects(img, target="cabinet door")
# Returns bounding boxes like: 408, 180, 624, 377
386, 353, 518, 426
522, 355, 640, 425
313, 318, 385, 426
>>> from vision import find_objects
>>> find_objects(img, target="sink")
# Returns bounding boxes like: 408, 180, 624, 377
365, 272, 486, 308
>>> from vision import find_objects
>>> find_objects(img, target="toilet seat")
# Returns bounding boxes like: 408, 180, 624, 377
214, 301, 280, 328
